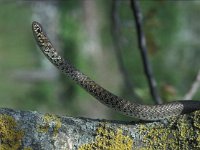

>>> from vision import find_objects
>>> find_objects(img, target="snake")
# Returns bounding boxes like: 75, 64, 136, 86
32, 21, 200, 120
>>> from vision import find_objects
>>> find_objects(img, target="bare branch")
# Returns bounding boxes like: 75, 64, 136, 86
184, 69, 200, 100
111, 0, 141, 102
130, 0, 162, 104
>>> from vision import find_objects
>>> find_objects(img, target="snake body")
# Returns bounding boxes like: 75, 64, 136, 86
32, 21, 200, 120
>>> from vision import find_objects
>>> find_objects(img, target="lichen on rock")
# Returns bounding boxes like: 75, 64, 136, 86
0, 114, 24, 150
78, 123, 133, 150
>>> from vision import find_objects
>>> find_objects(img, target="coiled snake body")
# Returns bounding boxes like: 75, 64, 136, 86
32, 21, 200, 120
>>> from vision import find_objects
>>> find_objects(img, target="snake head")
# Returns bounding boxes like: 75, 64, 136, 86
32, 21, 42, 34
32, 21, 48, 47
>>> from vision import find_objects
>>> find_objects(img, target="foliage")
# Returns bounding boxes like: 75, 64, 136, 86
0, 1, 199, 120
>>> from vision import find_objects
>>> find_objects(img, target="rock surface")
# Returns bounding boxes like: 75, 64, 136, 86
0, 108, 199, 150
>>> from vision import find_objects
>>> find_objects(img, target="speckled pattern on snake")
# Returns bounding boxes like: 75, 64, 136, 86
32, 21, 200, 120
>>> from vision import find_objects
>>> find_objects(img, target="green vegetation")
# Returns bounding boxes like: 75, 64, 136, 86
0, 1, 199, 121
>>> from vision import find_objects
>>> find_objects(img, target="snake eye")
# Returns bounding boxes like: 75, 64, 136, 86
36, 27, 41, 33
32, 21, 42, 33
34, 25, 41, 33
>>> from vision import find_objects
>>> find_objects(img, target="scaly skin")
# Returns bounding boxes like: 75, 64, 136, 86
32, 21, 200, 120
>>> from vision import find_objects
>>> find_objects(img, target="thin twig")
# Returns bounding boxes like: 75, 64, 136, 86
111, 0, 141, 102
184, 69, 200, 100
130, 0, 162, 104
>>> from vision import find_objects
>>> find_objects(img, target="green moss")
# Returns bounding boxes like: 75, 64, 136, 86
137, 111, 200, 149
23, 147, 33, 150
139, 124, 178, 149
78, 124, 133, 150
78, 111, 200, 149
193, 110, 200, 148
0, 114, 24, 150
37, 113, 61, 136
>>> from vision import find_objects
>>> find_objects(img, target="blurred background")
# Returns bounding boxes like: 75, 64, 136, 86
0, 0, 199, 121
